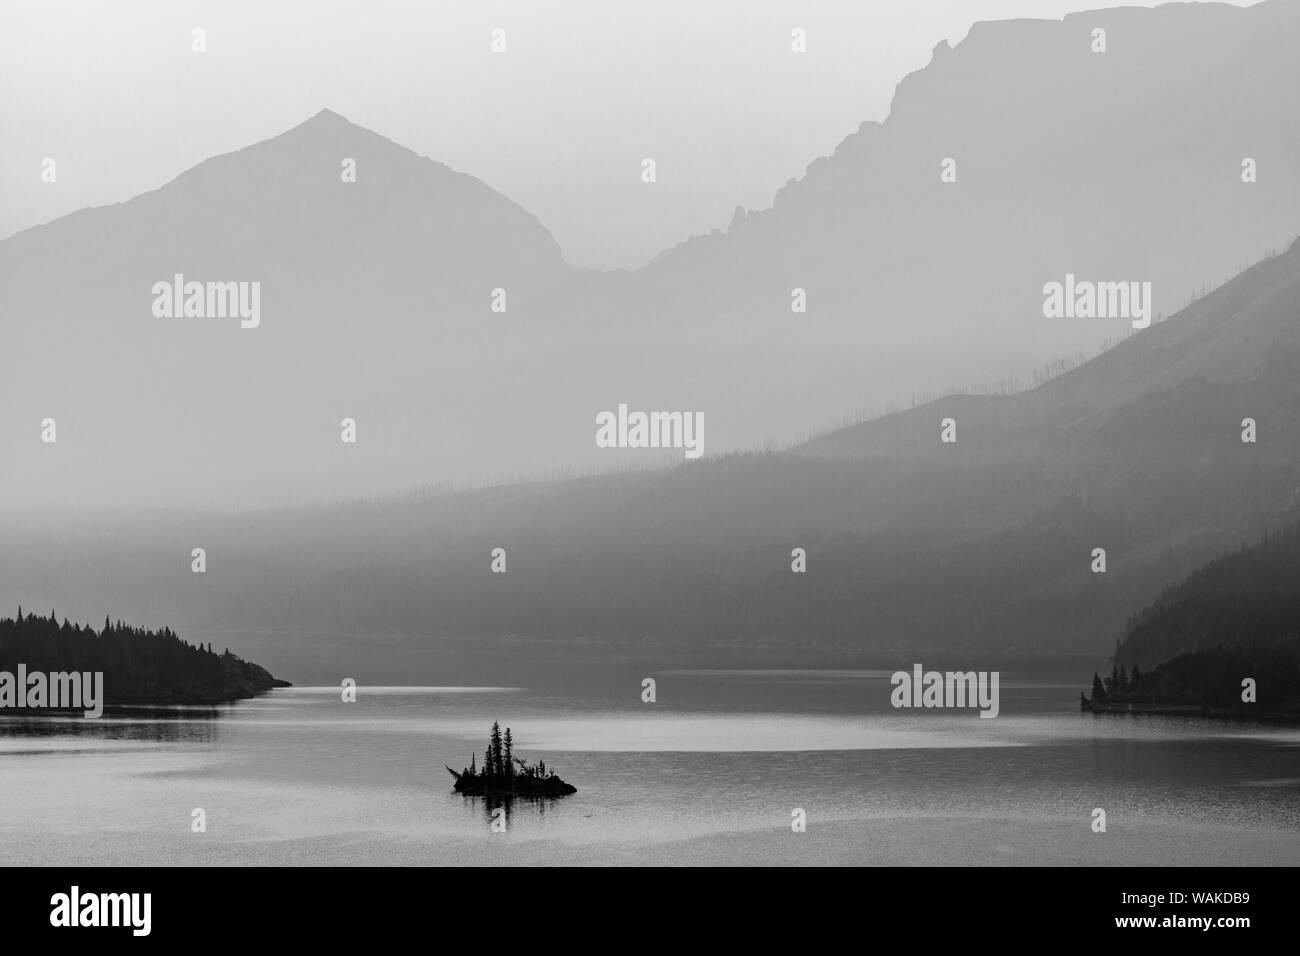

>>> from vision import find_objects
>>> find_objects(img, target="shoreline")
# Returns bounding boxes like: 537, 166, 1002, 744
0, 682, 291, 714
1080, 698, 1300, 723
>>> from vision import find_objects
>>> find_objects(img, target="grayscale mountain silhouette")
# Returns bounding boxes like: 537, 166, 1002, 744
6, 236, 1300, 667
6, 0, 1300, 875
3, 1, 1299, 509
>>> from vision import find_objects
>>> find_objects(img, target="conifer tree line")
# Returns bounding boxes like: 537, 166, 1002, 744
0, 607, 278, 703
1085, 644, 1300, 713
1084, 521, 1300, 712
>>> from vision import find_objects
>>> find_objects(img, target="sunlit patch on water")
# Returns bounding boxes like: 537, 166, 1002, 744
474, 714, 1022, 752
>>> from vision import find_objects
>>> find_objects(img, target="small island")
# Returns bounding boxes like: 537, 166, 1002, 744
446, 721, 577, 796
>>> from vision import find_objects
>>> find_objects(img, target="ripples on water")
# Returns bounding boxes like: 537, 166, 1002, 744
3, 670, 1299, 865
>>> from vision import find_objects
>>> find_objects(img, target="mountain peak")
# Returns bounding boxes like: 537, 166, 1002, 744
309, 107, 348, 123
292, 107, 358, 133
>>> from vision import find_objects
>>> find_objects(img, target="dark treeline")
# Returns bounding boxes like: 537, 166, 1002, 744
1085, 640, 1300, 715
1085, 521, 1300, 715
1116, 522, 1300, 669
0, 608, 288, 704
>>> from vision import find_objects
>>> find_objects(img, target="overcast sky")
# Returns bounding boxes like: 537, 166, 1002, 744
0, 0, 1256, 270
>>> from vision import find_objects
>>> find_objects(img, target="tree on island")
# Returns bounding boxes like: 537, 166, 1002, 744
490, 722, 503, 776
452, 723, 572, 792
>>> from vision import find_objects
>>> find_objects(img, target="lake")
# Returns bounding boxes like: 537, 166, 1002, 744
3, 667, 1299, 865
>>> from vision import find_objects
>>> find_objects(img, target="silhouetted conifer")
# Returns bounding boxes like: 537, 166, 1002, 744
490, 721, 503, 776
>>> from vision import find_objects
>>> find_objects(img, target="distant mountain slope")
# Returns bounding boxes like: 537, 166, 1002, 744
1116, 522, 1300, 669
596, 0, 1300, 440
3, 2, 1300, 507
5, 235, 1300, 662
0, 109, 579, 507
797, 235, 1300, 466
2, 108, 570, 295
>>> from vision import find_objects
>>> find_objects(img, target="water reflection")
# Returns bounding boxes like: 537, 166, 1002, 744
5, 680, 1300, 864
457, 792, 561, 831
0, 703, 231, 745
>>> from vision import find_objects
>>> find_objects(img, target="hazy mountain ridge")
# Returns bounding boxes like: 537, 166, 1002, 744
798, 235, 1300, 464
1, 108, 570, 277
522, 0, 1300, 473
4, 2, 1300, 507
5, 231, 1300, 664
3, 234, 1291, 662
0, 108, 581, 508
3, 3, 1300, 669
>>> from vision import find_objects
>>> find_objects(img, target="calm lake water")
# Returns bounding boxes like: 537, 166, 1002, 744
3, 667, 1299, 865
